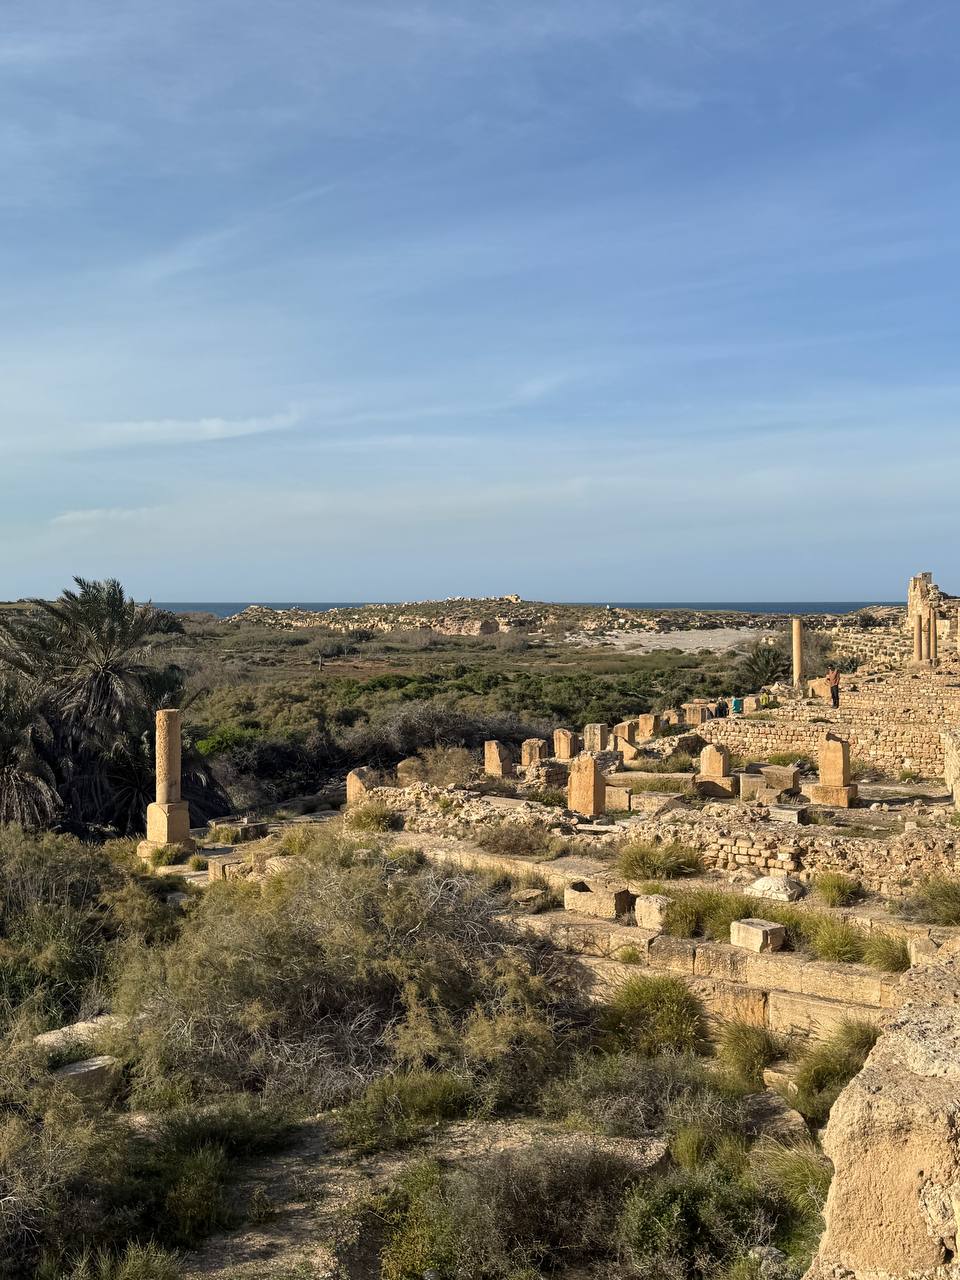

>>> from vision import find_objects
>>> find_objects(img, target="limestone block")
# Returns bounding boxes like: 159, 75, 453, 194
909, 937, 940, 966
745, 875, 805, 903
145, 800, 194, 849
520, 738, 549, 767
604, 785, 632, 812
661, 709, 681, 726
648, 934, 696, 974
634, 893, 671, 930
53, 1054, 122, 1101
563, 878, 633, 920
759, 765, 800, 792
700, 744, 730, 779
635, 714, 661, 739
615, 736, 641, 762
766, 990, 880, 1040
692, 942, 748, 983
613, 720, 637, 745
346, 767, 378, 806
807, 676, 832, 701
730, 918, 786, 953
738, 774, 764, 803
741, 696, 762, 712
553, 729, 578, 761
568, 755, 606, 817
206, 852, 247, 882
484, 740, 514, 778
819, 732, 852, 787
35, 1014, 125, 1057
767, 804, 810, 824
682, 702, 710, 725
809, 783, 858, 808
738, 950, 808, 994
695, 775, 739, 798
689, 976, 768, 1026
582, 723, 610, 753
801, 961, 883, 1007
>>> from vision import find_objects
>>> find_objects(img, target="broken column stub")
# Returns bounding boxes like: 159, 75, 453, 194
139, 709, 195, 858
520, 738, 549, 768
810, 732, 858, 807
582, 723, 610, 753
553, 728, 578, 761
567, 754, 606, 817
484, 740, 514, 778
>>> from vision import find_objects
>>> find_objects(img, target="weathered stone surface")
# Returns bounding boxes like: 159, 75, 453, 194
520, 738, 548, 767
582, 723, 610, 753
553, 729, 578, 761
615, 736, 641, 762
346, 767, 378, 806
635, 713, 661, 739
35, 1014, 125, 1057
563, 878, 633, 920
484, 740, 514, 778
805, 957, 960, 1280
396, 756, 423, 786
568, 755, 605, 817
820, 732, 852, 788
759, 764, 800, 792
613, 720, 637, 745
634, 893, 671, 930
700, 744, 730, 778
730, 918, 786, 953
808, 783, 858, 808
695, 774, 739, 798
604, 785, 632, 812
745, 875, 805, 903
767, 804, 810, 824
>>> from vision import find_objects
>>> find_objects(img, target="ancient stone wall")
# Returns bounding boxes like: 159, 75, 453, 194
943, 729, 960, 807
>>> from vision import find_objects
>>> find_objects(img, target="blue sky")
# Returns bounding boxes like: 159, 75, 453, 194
2, 1, 958, 602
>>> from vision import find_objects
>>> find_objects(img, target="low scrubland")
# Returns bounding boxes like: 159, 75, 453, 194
0, 819, 867, 1280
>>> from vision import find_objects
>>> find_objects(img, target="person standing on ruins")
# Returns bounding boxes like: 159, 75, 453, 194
827, 666, 841, 708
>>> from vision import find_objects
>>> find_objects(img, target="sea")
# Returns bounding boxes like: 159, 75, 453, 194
157, 601, 898, 619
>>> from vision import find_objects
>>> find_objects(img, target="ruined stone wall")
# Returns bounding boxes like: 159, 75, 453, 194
943, 729, 960, 808
700, 711, 944, 778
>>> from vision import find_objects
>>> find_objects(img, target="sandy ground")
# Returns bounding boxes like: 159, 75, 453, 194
566, 626, 774, 653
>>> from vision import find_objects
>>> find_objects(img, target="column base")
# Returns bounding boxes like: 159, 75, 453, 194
139, 801, 196, 859
809, 783, 858, 808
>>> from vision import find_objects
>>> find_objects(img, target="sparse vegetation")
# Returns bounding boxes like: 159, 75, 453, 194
344, 800, 400, 832
603, 975, 708, 1056
898, 875, 960, 925
618, 840, 703, 881
792, 1019, 879, 1124
716, 1022, 785, 1090
814, 871, 862, 907
862, 932, 910, 973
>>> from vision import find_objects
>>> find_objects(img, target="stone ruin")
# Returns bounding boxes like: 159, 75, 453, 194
137, 709, 195, 859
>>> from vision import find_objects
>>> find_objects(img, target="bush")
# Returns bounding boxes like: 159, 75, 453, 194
344, 801, 400, 832
899, 875, 960, 925
768, 752, 815, 770
663, 889, 755, 942
417, 746, 476, 787
900, 768, 921, 783
541, 1052, 744, 1140
862, 933, 910, 973
603, 976, 707, 1056
814, 871, 861, 907
750, 1137, 832, 1262
51, 1243, 182, 1280
792, 1019, 879, 1124
716, 1022, 784, 1090
380, 1142, 642, 1279
618, 841, 703, 881
476, 823, 563, 860
338, 1070, 474, 1152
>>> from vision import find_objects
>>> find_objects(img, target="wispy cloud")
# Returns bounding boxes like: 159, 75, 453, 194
83, 407, 303, 450
51, 505, 166, 526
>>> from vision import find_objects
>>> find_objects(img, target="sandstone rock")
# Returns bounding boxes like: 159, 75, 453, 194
730, 918, 786, 952
53, 1054, 122, 1101
634, 893, 671, 930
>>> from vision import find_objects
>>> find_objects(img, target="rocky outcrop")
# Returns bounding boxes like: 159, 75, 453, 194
806, 958, 960, 1279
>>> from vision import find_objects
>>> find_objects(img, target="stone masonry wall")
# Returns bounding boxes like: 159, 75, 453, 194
943, 728, 960, 807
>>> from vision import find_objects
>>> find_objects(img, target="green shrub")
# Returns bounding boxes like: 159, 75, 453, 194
52, 1242, 182, 1280
476, 823, 563, 859
618, 840, 703, 881
187, 855, 208, 871
767, 752, 815, 770
632, 752, 694, 773
662, 889, 755, 941
806, 917, 864, 963
900, 768, 921, 783
338, 1071, 473, 1152
750, 1137, 832, 1262
148, 845, 188, 868
862, 933, 910, 973
345, 801, 400, 832
792, 1019, 879, 1124
162, 1143, 234, 1242
525, 786, 567, 808
196, 725, 262, 756
603, 976, 707, 1056
716, 1022, 784, 1090
899, 875, 960, 925
814, 871, 861, 907
616, 945, 645, 965
418, 746, 476, 787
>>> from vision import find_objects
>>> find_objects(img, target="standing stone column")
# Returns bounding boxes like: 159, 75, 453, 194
138, 709, 195, 857
923, 614, 932, 662
913, 613, 924, 663
930, 607, 939, 663
956, 607, 960, 655
791, 617, 804, 688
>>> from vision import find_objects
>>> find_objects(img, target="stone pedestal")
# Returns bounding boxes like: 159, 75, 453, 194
520, 738, 549, 767
568, 755, 605, 817
809, 783, 858, 807
635, 713, 660, 739
484, 740, 513, 777
553, 729, 577, 761
582, 723, 609, 753
696, 743, 739, 796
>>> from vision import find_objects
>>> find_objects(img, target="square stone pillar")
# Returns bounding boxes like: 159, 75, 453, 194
520, 738, 548, 767
553, 728, 577, 760
582, 724, 609, 753
809, 732, 858, 807
484, 740, 513, 778
567, 755, 606, 817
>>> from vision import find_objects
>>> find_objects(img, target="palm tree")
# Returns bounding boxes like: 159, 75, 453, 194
0, 678, 59, 828
0, 579, 184, 830
737, 639, 791, 690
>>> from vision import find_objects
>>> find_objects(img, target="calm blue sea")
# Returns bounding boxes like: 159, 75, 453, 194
158, 601, 898, 619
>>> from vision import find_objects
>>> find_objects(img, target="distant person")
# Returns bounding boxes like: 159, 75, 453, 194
715, 697, 729, 718
827, 666, 841, 708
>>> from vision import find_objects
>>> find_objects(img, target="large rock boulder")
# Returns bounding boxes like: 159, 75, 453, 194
805, 958, 960, 1279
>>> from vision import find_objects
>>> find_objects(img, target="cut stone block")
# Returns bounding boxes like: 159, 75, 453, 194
396, 756, 423, 786
809, 784, 858, 808
700, 744, 730, 779
568, 755, 606, 817
553, 729, 578, 761
819, 733, 852, 788
746, 875, 805, 903
695, 775, 740, 798
484, 740, 514, 778
634, 893, 671, 930
635, 713, 661, 739
615, 736, 641, 762
759, 765, 800, 792
768, 804, 810, 824
563, 878, 634, 920
582, 723, 610, 753
908, 937, 939, 966
604, 785, 632, 812
34, 1014, 125, 1057
613, 720, 637, 745
520, 738, 549, 767
145, 800, 193, 848
53, 1054, 122, 1101
730, 918, 787, 953
738, 774, 764, 802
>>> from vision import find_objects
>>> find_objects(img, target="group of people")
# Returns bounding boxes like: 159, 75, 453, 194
709, 666, 841, 720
